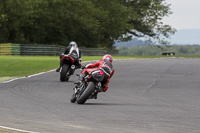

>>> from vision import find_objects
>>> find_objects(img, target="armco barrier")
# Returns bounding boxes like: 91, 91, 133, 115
20, 44, 61, 56
0, 43, 20, 55
0, 43, 118, 56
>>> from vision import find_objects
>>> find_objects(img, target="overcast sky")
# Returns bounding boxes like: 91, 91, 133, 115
163, 0, 200, 30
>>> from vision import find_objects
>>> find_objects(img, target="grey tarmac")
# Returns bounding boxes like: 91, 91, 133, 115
0, 58, 200, 133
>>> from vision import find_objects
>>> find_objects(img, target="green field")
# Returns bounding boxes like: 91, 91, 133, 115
0, 55, 199, 82
0, 56, 107, 81
0, 55, 145, 80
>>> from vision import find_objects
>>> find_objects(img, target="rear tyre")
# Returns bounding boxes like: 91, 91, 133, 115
60, 64, 69, 82
77, 82, 95, 104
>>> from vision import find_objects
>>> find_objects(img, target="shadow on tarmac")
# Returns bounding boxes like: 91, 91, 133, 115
83, 102, 135, 106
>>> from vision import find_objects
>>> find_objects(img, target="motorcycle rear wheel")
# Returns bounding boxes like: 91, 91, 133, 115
77, 82, 95, 104
60, 64, 69, 81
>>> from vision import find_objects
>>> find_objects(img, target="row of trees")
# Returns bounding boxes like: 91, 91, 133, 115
118, 45, 200, 56
0, 0, 175, 48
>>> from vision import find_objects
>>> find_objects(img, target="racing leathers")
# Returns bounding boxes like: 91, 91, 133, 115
57, 45, 81, 72
63, 45, 81, 67
85, 59, 115, 92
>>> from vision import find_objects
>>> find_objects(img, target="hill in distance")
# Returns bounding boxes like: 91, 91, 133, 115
169, 29, 200, 45
114, 38, 151, 47
115, 29, 200, 47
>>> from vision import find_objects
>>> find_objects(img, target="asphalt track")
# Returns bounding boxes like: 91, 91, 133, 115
0, 58, 200, 133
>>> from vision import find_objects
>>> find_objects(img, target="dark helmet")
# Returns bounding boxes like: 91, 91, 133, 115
103, 54, 113, 63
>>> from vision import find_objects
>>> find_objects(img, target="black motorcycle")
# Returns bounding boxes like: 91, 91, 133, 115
60, 55, 76, 81
70, 67, 105, 104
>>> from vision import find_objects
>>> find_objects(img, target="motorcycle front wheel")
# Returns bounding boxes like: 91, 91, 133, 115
77, 82, 95, 104
70, 94, 76, 103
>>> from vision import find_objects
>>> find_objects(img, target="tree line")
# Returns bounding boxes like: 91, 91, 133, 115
117, 45, 200, 56
0, 0, 175, 48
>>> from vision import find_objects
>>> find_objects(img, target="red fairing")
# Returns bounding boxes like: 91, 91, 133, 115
61, 56, 75, 64
85, 60, 115, 92
81, 61, 101, 74
81, 68, 98, 74
86, 61, 100, 68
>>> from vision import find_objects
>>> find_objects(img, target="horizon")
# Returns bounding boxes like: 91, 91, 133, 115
170, 29, 200, 45
115, 28, 200, 46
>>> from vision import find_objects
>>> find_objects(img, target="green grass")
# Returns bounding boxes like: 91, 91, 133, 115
0, 55, 200, 80
0, 56, 103, 79
0, 56, 59, 78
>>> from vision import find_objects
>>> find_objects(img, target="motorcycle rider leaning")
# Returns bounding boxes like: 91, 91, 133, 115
56, 41, 82, 72
82, 54, 115, 98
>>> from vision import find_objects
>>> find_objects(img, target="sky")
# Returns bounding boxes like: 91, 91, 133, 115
162, 0, 200, 44
163, 0, 200, 30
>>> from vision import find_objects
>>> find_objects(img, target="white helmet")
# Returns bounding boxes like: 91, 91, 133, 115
69, 41, 77, 48
103, 54, 113, 63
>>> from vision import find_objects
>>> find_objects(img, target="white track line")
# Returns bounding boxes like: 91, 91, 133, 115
1, 69, 56, 84
0, 125, 39, 133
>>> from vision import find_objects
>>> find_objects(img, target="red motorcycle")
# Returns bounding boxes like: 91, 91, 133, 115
60, 55, 76, 81
70, 66, 104, 104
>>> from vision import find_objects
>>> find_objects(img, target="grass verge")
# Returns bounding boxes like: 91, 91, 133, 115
0, 56, 103, 80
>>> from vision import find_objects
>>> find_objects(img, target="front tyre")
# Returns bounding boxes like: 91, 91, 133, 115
70, 94, 76, 103
77, 82, 95, 104
60, 64, 69, 82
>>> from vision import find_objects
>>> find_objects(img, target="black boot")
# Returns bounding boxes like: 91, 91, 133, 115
56, 59, 63, 72
56, 67, 60, 72
93, 92, 98, 99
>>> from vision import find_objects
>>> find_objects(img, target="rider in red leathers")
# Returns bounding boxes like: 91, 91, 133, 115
84, 54, 115, 93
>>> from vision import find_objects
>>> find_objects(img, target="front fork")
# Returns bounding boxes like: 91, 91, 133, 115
74, 81, 86, 96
